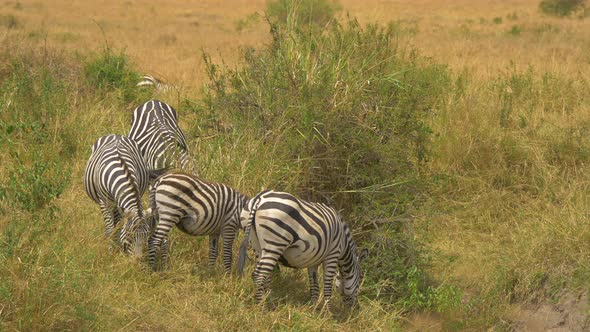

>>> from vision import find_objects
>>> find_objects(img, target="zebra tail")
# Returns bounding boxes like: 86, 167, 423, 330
116, 150, 143, 255
237, 193, 264, 276
149, 167, 169, 182
117, 151, 141, 217
237, 226, 250, 277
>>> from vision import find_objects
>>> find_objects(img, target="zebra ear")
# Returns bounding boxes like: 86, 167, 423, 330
358, 248, 368, 263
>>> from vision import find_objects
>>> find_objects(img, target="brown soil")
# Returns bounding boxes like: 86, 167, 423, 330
510, 292, 589, 332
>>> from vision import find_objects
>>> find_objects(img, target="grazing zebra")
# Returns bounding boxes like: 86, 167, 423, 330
83, 134, 156, 256
148, 172, 248, 273
128, 99, 195, 175
237, 190, 368, 310
137, 75, 172, 92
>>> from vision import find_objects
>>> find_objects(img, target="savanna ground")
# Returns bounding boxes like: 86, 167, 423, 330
1, 0, 590, 330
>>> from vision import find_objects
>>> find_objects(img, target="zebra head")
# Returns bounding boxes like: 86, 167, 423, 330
120, 211, 152, 258
336, 247, 369, 307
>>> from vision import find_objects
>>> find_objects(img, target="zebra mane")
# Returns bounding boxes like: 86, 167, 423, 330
341, 222, 358, 258
150, 107, 189, 163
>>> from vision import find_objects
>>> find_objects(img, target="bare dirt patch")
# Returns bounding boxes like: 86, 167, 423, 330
510, 292, 588, 331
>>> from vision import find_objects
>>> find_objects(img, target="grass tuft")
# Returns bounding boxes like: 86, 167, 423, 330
539, 0, 587, 17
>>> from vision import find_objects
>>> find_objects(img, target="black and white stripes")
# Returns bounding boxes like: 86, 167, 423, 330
83, 134, 152, 256
237, 190, 367, 309
136, 75, 172, 92
83, 99, 367, 312
148, 172, 248, 273
128, 99, 195, 174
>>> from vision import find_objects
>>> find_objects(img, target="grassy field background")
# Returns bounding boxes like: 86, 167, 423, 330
1, 0, 590, 330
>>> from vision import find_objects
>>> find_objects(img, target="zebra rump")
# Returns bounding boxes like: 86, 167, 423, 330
148, 172, 248, 273
83, 134, 154, 256
128, 99, 195, 174
237, 190, 367, 309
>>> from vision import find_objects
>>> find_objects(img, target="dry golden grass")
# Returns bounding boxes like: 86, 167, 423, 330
4, 0, 588, 85
342, 0, 590, 77
2, 0, 270, 89
2, 0, 590, 330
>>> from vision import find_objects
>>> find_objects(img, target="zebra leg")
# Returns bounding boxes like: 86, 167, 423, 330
221, 227, 237, 274
252, 249, 283, 305
99, 202, 118, 250
260, 273, 272, 296
148, 235, 163, 271
308, 265, 320, 304
112, 207, 122, 226
161, 238, 169, 270
149, 219, 175, 270
99, 202, 115, 239
321, 255, 340, 312
112, 207, 123, 246
208, 234, 220, 268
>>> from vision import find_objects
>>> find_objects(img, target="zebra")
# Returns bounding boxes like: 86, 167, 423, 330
84, 134, 158, 256
137, 75, 172, 92
148, 172, 248, 273
128, 99, 196, 175
237, 190, 368, 310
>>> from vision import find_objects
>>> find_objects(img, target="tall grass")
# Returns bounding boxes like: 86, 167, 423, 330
422, 63, 590, 326
266, 0, 341, 29
539, 0, 587, 17
2, 1, 590, 330
0, 38, 150, 330
0, 22, 413, 329
191, 1, 460, 316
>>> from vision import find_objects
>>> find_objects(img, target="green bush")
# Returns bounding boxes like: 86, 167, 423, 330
508, 25, 523, 36
197, 7, 452, 307
84, 47, 151, 104
539, 0, 586, 16
0, 52, 75, 210
0, 45, 98, 330
201, 18, 450, 210
0, 59, 71, 145
361, 225, 462, 313
1, 157, 70, 212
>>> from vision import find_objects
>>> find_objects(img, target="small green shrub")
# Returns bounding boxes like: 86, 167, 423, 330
201, 18, 450, 210
1, 157, 70, 212
0, 51, 80, 157
360, 225, 462, 313
266, 0, 341, 29
84, 47, 151, 104
539, 0, 586, 16
508, 25, 523, 36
